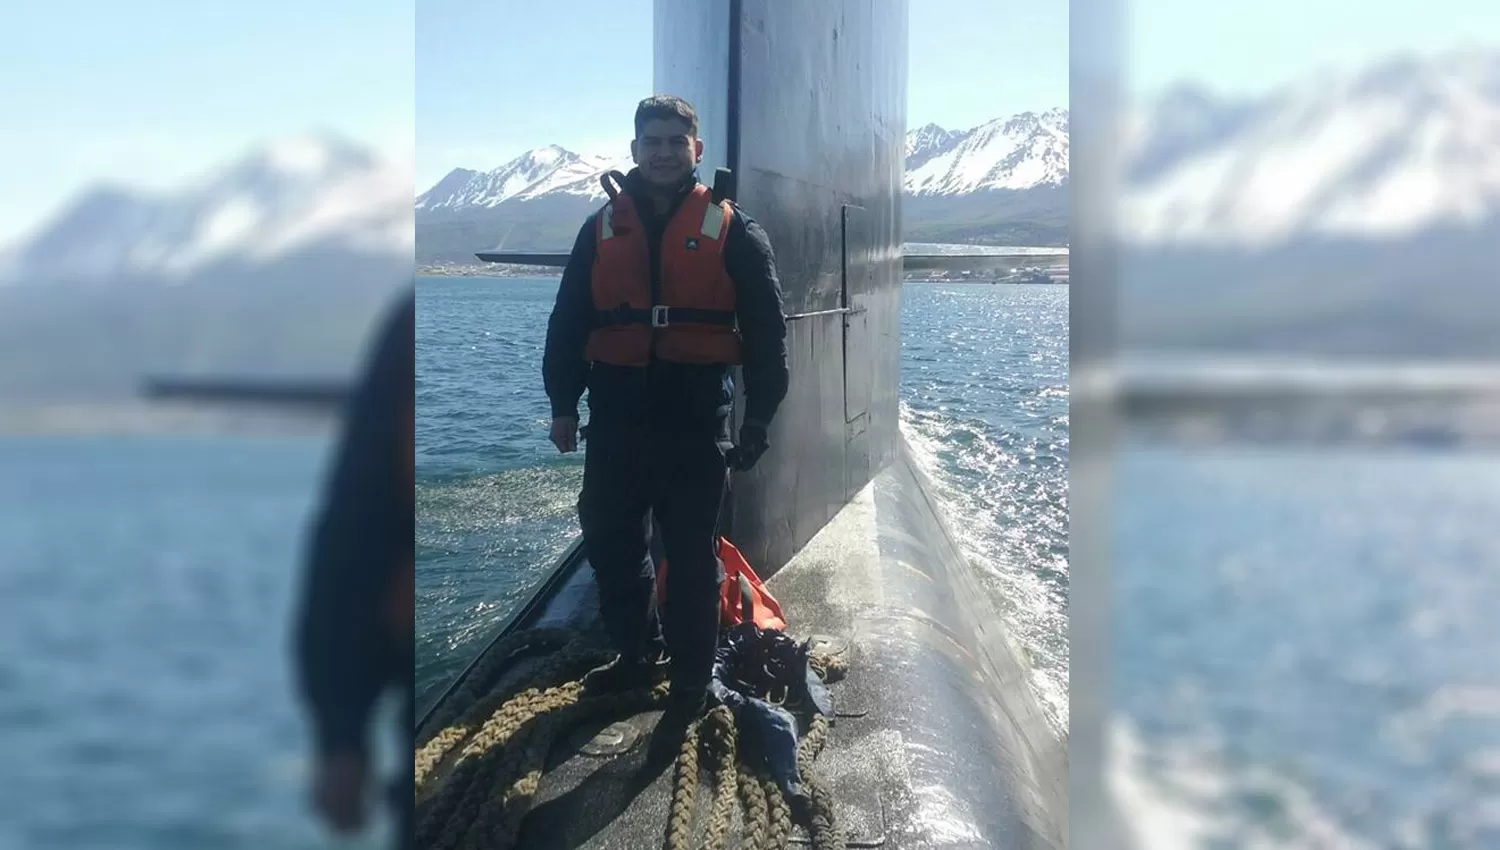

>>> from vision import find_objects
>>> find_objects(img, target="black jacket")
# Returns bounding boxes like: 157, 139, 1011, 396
543, 169, 790, 433
294, 289, 415, 758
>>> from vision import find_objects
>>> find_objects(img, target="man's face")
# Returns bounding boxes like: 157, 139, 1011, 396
631, 117, 703, 188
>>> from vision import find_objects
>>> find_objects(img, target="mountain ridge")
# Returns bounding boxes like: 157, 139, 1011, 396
1122, 49, 1500, 247
0, 133, 414, 402
1, 132, 412, 287
1119, 47, 1500, 359
414, 108, 1071, 261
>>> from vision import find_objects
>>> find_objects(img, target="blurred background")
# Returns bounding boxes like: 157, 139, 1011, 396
1095, 1, 1500, 846
0, 2, 413, 848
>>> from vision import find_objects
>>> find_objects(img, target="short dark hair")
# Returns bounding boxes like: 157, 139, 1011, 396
634, 95, 699, 138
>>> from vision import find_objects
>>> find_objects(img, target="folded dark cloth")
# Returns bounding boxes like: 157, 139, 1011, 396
707, 622, 834, 803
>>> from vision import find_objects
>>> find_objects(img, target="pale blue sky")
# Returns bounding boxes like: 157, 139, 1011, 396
1, 1, 1492, 244
1127, 0, 1500, 97
0, 1, 414, 244
417, 0, 1070, 191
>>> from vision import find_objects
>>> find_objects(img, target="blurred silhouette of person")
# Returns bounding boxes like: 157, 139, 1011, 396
293, 286, 414, 850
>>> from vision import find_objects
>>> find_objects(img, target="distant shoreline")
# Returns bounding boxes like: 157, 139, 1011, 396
417, 265, 1069, 286
418, 264, 559, 278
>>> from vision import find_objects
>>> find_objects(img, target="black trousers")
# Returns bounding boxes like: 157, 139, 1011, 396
578, 424, 728, 698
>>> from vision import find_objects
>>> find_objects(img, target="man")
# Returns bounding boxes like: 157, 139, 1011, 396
293, 288, 415, 850
543, 95, 790, 734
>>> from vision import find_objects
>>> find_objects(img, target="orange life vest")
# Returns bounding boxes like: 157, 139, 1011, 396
585, 184, 743, 366
656, 536, 788, 632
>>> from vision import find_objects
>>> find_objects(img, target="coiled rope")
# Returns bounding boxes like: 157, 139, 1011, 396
415, 628, 850, 850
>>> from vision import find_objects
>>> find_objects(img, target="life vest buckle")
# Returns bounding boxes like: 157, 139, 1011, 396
651, 305, 671, 328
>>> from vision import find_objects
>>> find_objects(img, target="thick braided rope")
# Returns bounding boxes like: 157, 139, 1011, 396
734, 766, 771, 850
419, 676, 668, 850
662, 715, 705, 850
457, 683, 667, 850
414, 629, 600, 797
662, 647, 848, 850
462, 711, 558, 850
418, 635, 852, 850
797, 713, 843, 850
420, 627, 579, 737
419, 689, 568, 850
418, 680, 576, 820
762, 772, 793, 850
808, 651, 848, 685
698, 705, 741, 850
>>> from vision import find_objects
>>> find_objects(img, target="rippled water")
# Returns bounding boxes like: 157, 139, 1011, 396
1114, 446, 1500, 849
0, 435, 396, 849
898, 283, 1070, 731
414, 275, 1072, 736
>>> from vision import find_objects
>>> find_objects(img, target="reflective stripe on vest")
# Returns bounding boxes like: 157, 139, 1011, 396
584, 184, 742, 367
700, 201, 725, 240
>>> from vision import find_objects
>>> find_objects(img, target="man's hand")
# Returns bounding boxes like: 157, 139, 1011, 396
728, 421, 770, 471
312, 751, 368, 835
550, 416, 579, 453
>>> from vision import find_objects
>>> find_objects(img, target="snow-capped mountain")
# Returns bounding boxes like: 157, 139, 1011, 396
417, 145, 632, 211
1122, 50, 1500, 248
0, 135, 415, 402
1, 134, 413, 285
904, 108, 1069, 195
420, 109, 1068, 213
1119, 49, 1500, 359
415, 108, 1070, 262
905, 122, 966, 168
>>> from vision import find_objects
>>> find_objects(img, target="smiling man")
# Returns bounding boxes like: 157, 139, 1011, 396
542, 94, 789, 743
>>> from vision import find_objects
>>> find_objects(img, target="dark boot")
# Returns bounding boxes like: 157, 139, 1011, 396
643, 684, 709, 768
581, 650, 671, 693
662, 679, 709, 727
